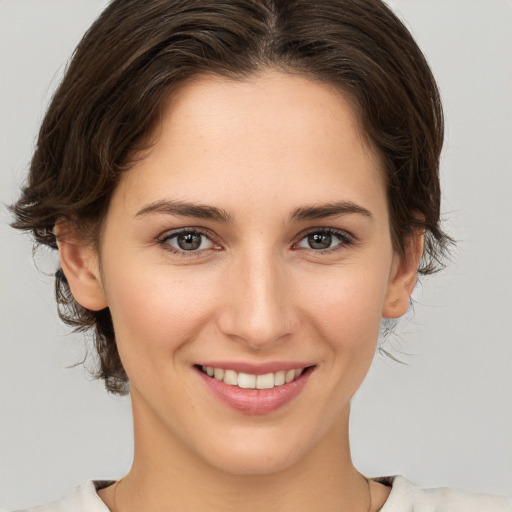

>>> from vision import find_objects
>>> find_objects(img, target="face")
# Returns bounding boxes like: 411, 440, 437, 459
65, 71, 417, 475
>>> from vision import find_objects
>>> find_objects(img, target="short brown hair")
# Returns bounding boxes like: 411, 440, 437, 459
11, 0, 451, 394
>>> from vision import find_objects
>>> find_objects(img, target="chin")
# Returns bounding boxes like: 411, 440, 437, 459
205, 449, 300, 476
194, 429, 310, 476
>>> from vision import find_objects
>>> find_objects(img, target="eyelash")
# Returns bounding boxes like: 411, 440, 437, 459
156, 227, 354, 258
293, 227, 354, 254
156, 227, 219, 258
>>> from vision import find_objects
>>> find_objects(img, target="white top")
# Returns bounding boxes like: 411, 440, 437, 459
14, 476, 512, 512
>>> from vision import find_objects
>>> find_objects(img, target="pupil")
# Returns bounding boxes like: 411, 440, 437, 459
308, 233, 332, 250
177, 232, 201, 250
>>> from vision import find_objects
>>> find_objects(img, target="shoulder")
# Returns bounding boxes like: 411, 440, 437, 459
378, 475, 512, 512
9, 476, 511, 512
12, 481, 112, 512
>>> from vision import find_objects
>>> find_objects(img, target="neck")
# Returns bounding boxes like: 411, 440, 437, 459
111, 398, 370, 512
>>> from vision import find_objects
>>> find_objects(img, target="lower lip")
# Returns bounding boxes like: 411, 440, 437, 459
195, 367, 314, 415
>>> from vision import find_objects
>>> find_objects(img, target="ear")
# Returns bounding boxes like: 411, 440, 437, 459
54, 220, 108, 311
382, 231, 424, 319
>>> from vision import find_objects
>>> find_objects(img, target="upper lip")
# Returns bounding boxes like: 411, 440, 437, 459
195, 361, 316, 375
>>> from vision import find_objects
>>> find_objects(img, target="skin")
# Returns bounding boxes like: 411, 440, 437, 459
58, 70, 422, 511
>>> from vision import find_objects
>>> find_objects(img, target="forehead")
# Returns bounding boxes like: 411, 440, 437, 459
111, 70, 386, 221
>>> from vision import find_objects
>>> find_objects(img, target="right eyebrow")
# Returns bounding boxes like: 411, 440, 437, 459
134, 199, 234, 223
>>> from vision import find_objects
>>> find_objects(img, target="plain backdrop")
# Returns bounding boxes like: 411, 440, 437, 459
1, 0, 511, 509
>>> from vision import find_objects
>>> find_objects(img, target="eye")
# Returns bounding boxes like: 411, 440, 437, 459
158, 229, 216, 254
296, 229, 352, 251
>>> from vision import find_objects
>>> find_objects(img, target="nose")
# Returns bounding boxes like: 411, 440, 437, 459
216, 249, 298, 351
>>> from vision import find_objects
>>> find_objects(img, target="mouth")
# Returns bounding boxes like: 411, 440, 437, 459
194, 364, 316, 415
195, 365, 312, 390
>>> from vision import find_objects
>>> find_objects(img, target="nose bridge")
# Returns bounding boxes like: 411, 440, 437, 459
218, 245, 295, 349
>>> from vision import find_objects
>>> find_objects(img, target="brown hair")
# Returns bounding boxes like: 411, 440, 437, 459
11, 0, 451, 394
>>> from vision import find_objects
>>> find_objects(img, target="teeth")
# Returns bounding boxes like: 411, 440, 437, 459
238, 372, 256, 389
285, 369, 295, 383
223, 369, 238, 386
274, 370, 285, 386
202, 366, 307, 389
256, 373, 275, 389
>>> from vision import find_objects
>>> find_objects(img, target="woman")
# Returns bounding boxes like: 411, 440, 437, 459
7, 0, 511, 510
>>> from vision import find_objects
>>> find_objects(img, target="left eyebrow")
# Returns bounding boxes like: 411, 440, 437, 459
290, 201, 374, 222
134, 199, 233, 223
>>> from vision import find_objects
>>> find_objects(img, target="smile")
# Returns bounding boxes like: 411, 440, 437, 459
195, 364, 315, 414
200, 366, 305, 389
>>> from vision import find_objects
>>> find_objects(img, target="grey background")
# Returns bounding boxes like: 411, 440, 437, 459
1, 0, 511, 509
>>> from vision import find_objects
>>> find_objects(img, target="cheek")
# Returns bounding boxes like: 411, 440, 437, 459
298, 263, 390, 339
294, 261, 390, 395
102, 259, 220, 375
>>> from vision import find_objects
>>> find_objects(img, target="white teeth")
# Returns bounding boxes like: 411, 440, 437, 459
285, 369, 295, 383
213, 368, 224, 380
256, 373, 275, 389
201, 365, 308, 389
237, 372, 256, 389
223, 369, 238, 386
274, 370, 285, 386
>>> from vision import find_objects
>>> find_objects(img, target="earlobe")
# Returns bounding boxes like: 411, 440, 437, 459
382, 232, 424, 319
55, 220, 108, 311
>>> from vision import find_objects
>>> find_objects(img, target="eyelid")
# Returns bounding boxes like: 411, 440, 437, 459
156, 227, 221, 257
292, 227, 354, 252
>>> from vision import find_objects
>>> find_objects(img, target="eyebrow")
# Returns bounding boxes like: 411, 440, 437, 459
290, 201, 373, 222
135, 199, 234, 223
135, 199, 373, 223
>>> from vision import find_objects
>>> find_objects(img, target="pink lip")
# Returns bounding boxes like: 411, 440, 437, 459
195, 365, 315, 415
